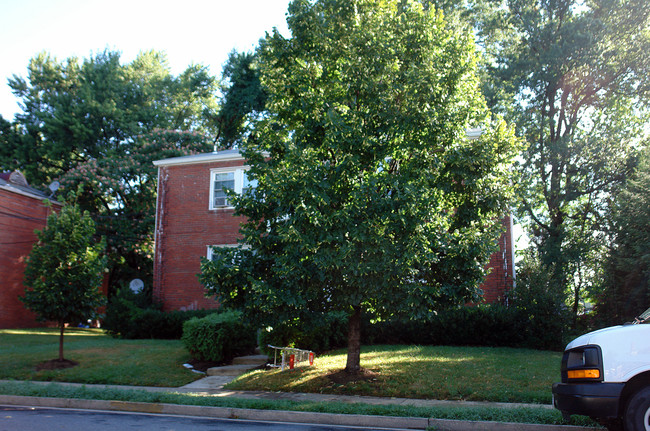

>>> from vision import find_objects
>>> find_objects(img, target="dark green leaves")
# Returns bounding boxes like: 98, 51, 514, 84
202, 0, 520, 327
21, 204, 107, 359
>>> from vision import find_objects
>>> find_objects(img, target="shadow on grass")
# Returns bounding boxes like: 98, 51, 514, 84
228, 345, 559, 404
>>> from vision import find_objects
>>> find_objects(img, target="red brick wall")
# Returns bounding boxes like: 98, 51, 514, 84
154, 159, 515, 310
0, 190, 58, 328
479, 215, 515, 303
153, 159, 248, 311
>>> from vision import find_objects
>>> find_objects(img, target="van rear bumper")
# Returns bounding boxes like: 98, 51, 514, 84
552, 382, 624, 419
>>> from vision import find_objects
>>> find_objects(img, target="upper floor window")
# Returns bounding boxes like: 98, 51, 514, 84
206, 244, 239, 261
209, 167, 256, 209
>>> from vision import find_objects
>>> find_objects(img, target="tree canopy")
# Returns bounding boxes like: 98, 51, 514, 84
200, 0, 520, 373
1, 50, 218, 290
213, 50, 267, 149
597, 148, 650, 324
480, 0, 650, 317
21, 205, 107, 362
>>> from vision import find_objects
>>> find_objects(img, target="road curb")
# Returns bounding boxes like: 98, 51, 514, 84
427, 418, 600, 431
0, 395, 600, 430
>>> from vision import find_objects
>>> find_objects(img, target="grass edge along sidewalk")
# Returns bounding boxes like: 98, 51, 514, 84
0, 380, 601, 429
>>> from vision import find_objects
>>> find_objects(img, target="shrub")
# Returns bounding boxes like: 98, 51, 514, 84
103, 287, 213, 339
362, 304, 566, 351
182, 310, 257, 363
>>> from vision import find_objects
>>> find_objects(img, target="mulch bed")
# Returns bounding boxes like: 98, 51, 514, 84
35, 359, 79, 371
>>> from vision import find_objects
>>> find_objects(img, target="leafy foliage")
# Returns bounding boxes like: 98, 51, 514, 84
200, 0, 521, 373
596, 148, 650, 325
102, 287, 213, 339
261, 302, 567, 353
482, 0, 650, 317
259, 311, 349, 355
214, 51, 267, 149
1, 50, 217, 290
21, 205, 107, 360
181, 311, 256, 363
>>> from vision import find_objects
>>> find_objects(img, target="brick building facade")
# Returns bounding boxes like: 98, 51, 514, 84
153, 151, 248, 311
153, 150, 516, 311
0, 171, 62, 328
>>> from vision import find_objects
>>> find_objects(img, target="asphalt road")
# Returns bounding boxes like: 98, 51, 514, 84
0, 405, 414, 431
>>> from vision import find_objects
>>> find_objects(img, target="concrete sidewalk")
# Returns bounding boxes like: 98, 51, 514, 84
0, 379, 602, 431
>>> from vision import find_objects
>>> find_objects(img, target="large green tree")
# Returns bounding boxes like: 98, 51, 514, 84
213, 50, 267, 149
482, 0, 650, 317
59, 129, 210, 289
597, 148, 650, 324
1, 50, 217, 290
200, 0, 520, 374
3, 50, 218, 184
21, 205, 107, 363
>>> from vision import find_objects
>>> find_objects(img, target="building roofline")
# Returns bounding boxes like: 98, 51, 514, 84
0, 179, 63, 205
153, 150, 244, 167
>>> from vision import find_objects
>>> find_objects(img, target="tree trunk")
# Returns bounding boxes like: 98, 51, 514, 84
345, 305, 361, 374
543, 221, 569, 298
58, 322, 65, 361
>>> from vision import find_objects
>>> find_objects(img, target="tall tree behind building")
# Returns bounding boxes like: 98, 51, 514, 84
479, 0, 650, 319
1, 50, 218, 290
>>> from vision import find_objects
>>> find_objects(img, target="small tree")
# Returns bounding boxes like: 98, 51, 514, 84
21, 204, 107, 363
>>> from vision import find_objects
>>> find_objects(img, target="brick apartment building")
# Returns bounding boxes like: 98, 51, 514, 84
153, 148, 516, 312
0, 171, 62, 328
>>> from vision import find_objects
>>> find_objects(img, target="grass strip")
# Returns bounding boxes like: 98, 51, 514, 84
0, 381, 598, 427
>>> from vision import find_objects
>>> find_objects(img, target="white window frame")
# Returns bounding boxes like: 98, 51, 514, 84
206, 244, 240, 261
209, 167, 255, 209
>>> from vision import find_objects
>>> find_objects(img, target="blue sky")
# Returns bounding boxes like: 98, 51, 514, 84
0, 0, 292, 120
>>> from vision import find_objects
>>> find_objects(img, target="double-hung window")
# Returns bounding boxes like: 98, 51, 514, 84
207, 244, 251, 266
207, 244, 238, 261
209, 168, 256, 209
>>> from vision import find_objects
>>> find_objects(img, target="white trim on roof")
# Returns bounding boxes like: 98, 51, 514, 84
466, 128, 483, 140
153, 149, 244, 167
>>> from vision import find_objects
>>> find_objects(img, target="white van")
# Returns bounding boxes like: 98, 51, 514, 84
552, 308, 650, 431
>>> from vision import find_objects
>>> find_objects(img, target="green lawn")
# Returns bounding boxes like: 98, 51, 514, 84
0, 329, 562, 404
0, 329, 596, 427
0, 328, 200, 387
227, 345, 561, 404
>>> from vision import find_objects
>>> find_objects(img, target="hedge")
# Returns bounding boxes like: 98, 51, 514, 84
182, 310, 257, 363
261, 303, 567, 353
